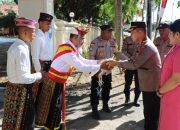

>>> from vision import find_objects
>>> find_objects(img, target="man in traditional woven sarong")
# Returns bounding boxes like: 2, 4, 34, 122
35, 27, 111, 130
30, 12, 53, 109
2, 17, 46, 130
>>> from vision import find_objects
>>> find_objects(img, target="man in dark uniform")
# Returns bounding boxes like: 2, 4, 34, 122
122, 36, 141, 106
89, 24, 115, 119
107, 22, 161, 130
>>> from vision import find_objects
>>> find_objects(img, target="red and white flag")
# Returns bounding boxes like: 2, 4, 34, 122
158, 0, 168, 18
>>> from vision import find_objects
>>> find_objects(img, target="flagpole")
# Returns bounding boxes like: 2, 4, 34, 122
154, 0, 168, 40
147, 0, 152, 39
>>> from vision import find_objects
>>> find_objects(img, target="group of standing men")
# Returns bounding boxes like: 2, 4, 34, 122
105, 21, 172, 130
2, 12, 113, 130
2, 10, 173, 130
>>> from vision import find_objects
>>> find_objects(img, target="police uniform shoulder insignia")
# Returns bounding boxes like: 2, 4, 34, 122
138, 44, 145, 55
90, 42, 95, 46
167, 44, 173, 47
89, 46, 93, 51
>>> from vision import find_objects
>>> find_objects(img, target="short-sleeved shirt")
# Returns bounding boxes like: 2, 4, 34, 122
122, 36, 138, 59
89, 37, 115, 60
154, 37, 172, 62
89, 36, 115, 75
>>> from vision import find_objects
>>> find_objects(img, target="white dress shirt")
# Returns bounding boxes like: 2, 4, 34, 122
31, 29, 53, 72
7, 39, 42, 84
50, 41, 100, 73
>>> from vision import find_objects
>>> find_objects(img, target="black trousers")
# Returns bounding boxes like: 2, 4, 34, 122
46, 83, 62, 130
142, 91, 160, 130
124, 70, 141, 99
90, 74, 112, 107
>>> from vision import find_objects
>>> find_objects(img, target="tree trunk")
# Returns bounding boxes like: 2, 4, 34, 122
115, 0, 122, 50
142, 0, 146, 21
146, 0, 152, 39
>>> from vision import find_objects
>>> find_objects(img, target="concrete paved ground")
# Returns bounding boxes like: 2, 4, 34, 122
0, 67, 145, 130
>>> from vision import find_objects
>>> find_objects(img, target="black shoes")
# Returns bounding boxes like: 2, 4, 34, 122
91, 103, 112, 120
92, 106, 101, 120
123, 99, 140, 107
123, 98, 130, 106
133, 101, 140, 107
91, 110, 101, 120
102, 104, 112, 113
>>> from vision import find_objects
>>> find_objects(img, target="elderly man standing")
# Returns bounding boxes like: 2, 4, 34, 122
107, 22, 161, 130
154, 23, 172, 62
89, 24, 115, 119
2, 18, 45, 130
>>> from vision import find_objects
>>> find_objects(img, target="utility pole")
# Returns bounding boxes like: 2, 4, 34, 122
115, 0, 122, 50
146, 0, 152, 39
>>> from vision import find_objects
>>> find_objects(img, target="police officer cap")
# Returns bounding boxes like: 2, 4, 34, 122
128, 21, 146, 32
156, 23, 169, 30
38, 12, 53, 22
169, 19, 180, 33
100, 24, 113, 31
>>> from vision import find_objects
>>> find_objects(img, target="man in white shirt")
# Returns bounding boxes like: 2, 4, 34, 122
30, 12, 53, 112
2, 17, 45, 130
31, 12, 53, 72
34, 27, 110, 130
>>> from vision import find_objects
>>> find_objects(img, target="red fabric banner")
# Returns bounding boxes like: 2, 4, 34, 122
161, 0, 167, 8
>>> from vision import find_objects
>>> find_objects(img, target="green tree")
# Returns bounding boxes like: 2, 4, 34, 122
0, 9, 16, 35
14, 0, 18, 4
13, 0, 161, 25
178, 1, 180, 8
54, 0, 106, 25
0, 0, 14, 4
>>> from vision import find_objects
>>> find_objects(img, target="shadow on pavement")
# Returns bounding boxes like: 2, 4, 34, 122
99, 104, 134, 120
66, 112, 100, 130
116, 119, 144, 130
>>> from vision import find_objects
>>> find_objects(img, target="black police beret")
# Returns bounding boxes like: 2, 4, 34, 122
128, 22, 146, 32
157, 23, 169, 30
100, 25, 113, 31
169, 19, 180, 33
38, 12, 53, 22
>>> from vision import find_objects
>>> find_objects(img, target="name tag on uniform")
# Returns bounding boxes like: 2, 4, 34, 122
98, 46, 104, 48
155, 44, 160, 47
167, 45, 173, 47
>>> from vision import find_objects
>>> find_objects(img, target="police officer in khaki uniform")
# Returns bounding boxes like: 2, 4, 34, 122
122, 36, 141, 106
154, 23, 172, 62
107, 22, 161, 130
89, 25, 115, 119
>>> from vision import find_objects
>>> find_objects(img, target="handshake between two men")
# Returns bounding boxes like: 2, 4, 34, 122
98, 51, 130, 70
99, 59, 118, 70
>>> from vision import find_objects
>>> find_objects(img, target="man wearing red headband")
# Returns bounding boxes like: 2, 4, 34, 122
34, 27, 110, 130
